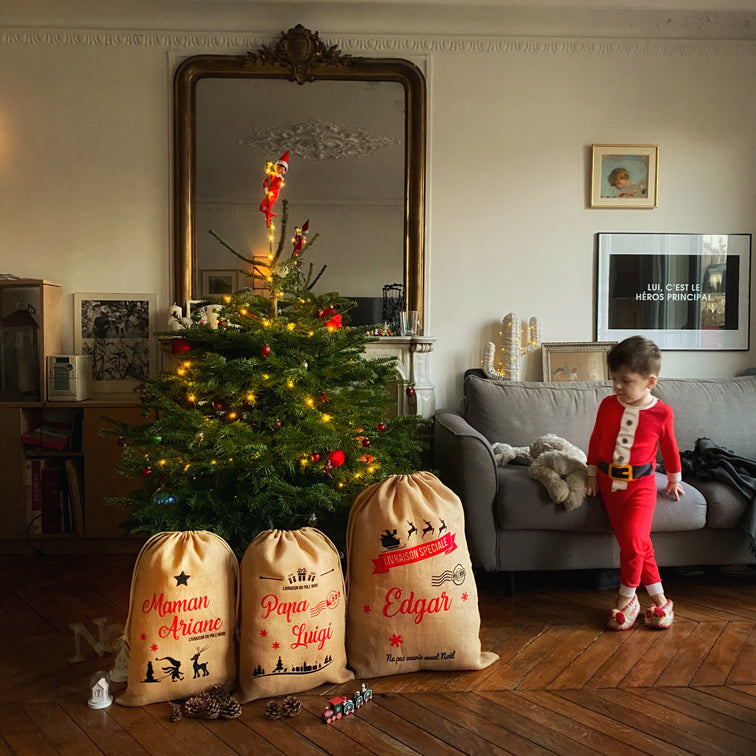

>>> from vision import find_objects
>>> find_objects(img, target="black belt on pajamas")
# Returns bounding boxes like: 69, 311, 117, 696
598, 461, 654, 481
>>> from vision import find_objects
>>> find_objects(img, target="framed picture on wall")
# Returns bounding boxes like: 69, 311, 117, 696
542, 342, 616, 382
238, 256, 271, 292
590, 144, 659, 209
201, 269, 237, 296
73, 292, 156, 394
596, 233, 752, 350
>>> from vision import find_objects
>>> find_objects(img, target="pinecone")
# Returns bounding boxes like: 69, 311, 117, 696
264, 700, 282, 720
183, 692, 207, 718
281, 695, 302, 718
203, 696, 222, 720
169, 702, 182, 722
220, 697, 242, 720
208, 683, 231, 704
184, 691, 220, 720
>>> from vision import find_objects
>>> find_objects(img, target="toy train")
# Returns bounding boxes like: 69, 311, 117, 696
322, 682, 373, 723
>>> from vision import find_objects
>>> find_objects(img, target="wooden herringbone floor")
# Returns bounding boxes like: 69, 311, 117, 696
0, 553, 754, 754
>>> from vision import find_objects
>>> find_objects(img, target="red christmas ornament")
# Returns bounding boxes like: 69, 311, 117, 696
311, 452, 320, 462
361, 438, 371, 448
325, 313, 342, 330
319, 393, 327, 403
141, 467, 152, 477
406, 387, 416, 397
328, 449, 346, 468
171, 338, 192, 355
261, 345, 271, 358
377, 422, 387, 432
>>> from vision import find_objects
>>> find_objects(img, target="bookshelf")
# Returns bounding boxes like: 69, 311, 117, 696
0, 399, 148, 552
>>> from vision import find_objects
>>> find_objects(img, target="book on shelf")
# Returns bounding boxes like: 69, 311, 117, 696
41, 466, 62, 534
21, 421, 72, 451
24, 459, 43, 535
65, 458, 85, 535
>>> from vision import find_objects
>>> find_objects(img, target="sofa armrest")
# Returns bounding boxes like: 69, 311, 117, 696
433, 410, 499, 571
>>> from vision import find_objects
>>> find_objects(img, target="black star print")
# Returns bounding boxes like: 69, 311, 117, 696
174, 571, 190, 586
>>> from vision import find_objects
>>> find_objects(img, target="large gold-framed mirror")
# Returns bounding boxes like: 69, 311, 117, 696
173, 24, 426, 332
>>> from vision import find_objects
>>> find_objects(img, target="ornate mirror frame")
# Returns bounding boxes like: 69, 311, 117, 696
173, 24, 427, 332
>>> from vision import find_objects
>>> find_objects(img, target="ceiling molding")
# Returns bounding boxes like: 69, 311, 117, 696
2, 27, 756, 54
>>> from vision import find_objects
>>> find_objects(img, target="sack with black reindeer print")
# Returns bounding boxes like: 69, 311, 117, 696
116, 531, 239, 706
238, 528, 353, 702
345, 472, 498, 677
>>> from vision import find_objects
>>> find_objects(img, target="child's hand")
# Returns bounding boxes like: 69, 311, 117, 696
665, 481, 684, 500
585, 475, 598, 497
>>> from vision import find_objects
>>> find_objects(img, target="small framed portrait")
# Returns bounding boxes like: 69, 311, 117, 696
590, 144, 659, 209
542, 342, 616, 382
201, 269, 237, 296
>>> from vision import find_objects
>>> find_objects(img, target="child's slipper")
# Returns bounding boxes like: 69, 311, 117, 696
645, 599, 674, 629
606, 594, 639, 631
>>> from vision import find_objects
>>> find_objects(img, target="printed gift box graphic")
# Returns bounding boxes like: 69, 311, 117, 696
238, 528, 353, 702
346, 472, 498, 678
117, 531, 239, 707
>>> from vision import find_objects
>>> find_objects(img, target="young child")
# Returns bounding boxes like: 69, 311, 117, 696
586, 336, 684, 630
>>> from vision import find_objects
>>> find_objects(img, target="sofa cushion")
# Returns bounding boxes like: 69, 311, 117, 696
686, 479, 748, 529
653, 376, 756, 460
464, 376, 613, 450
496, 468, 706, 532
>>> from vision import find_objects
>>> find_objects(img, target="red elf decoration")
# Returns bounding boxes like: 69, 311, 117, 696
259, 150, 289, 227
291, 219, 310, 258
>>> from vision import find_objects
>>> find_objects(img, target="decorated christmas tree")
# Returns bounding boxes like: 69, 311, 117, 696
106, 152, 428, 555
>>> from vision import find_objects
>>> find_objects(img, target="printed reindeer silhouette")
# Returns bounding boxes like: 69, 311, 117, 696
190, 646, 210, 679
422, 520, 435, 539
407, 521, 418, 539
438, 518, 447, 535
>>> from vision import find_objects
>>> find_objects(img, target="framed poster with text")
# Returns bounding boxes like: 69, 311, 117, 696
596, 233, 751, 350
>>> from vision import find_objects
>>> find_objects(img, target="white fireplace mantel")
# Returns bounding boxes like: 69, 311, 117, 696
364, 335, 437, 418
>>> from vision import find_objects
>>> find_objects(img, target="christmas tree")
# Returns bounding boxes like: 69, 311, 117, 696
106, 153, 428, 555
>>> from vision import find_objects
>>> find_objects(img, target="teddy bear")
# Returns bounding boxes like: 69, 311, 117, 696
492, 442, 532, 467
528, 433, 588, 511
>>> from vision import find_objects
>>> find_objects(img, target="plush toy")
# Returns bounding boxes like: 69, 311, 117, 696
528, 433, 588, 511
492, 442, 531, 467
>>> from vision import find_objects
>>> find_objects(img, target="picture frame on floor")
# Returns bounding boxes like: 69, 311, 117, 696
541, 341, 616, 382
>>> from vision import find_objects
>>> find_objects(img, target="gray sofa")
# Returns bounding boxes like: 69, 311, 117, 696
433, 372, 756, 583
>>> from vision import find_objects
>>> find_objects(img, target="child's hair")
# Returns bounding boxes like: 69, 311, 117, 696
607, 336, 661, 377
607, 167, 629, 188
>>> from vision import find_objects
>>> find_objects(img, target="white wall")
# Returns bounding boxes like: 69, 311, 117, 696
2, 2, 755, 411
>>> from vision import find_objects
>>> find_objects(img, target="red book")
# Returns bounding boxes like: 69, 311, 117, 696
25, 459, 43, 534
41, 467, 62, 534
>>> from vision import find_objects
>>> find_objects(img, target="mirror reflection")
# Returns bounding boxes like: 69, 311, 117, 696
173, 26, 426, 331
195, 78, 405, 300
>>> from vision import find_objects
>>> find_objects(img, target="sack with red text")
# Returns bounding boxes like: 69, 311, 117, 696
238, 528, 354, 702
116, 531, 239, 707
346, 472, 498, 677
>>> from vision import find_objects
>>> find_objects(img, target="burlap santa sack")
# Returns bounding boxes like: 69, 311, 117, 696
238, 528, 353, 702
117, 531, 239, 707
346, 472, 498, 677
